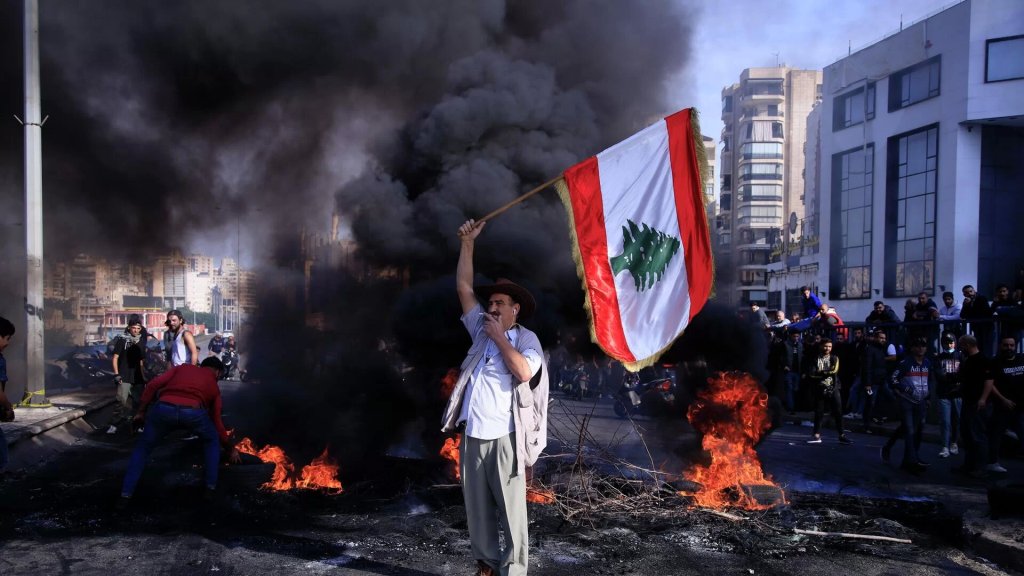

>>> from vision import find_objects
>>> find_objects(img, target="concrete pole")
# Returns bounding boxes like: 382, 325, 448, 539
22, 0, 51, 407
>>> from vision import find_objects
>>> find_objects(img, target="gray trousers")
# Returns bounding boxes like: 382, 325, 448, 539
460, 433, 528, 576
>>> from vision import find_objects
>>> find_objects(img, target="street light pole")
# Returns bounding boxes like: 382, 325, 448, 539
20, 0, 50, 408
236, 217, 240, 332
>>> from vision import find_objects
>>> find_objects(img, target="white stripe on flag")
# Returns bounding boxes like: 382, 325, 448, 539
596, 120, 691, 362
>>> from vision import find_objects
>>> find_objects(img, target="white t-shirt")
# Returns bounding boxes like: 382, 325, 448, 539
457, 306, 542, 440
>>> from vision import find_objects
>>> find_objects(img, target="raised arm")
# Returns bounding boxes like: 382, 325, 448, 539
456, 220, 485, 316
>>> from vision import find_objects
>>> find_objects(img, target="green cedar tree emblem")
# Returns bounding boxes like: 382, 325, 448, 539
609, 219, 681, 292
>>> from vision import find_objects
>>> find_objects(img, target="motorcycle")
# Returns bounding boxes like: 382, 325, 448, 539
613, 372, 676, 419
221, 348, 239, 381
558, 363, 591, 400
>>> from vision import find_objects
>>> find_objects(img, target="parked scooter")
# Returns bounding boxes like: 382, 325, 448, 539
613, 371, 675, 419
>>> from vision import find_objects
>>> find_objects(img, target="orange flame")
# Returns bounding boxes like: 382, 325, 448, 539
682, 372, 784, 510
526, 486, 556, 504
440, 368, 459, 399
236, 437, 343, 492
440, 434, 461, 481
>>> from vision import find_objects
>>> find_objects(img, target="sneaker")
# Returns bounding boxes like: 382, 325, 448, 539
938, 447, 950, 458
114, 496, 131, 511
839, 435, 853, 445
843, 412, 857, 420
916, 460, 931, 467
985, 463, 1008, 473
949, 443, 959, 455
106, 425, 118, 435
880, 445, 892, 463
806, 437, 823, 444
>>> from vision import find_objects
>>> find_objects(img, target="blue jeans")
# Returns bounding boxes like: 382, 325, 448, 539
937, 397, 962, 449
784, 372, 800, 412
846, 376, 863, 414
899, 398, 927, 466
121, 402, 221, 497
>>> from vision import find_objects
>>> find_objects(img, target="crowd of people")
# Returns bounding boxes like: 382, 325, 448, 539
753, 284, 1024, 477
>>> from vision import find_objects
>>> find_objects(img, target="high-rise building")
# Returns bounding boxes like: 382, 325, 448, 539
815, 0, 1024, 325
188, 254, 215, 275
717, 67, 822, 308
152, 253, 188, 309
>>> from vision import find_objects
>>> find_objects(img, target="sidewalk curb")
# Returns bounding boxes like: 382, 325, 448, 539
5, 397, 116, 447
963, 509, 1024, 574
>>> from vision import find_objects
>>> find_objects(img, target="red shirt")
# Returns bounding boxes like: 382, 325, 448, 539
138, 364, 230, 446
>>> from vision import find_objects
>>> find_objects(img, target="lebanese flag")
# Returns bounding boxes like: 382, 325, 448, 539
556, 108, 713, 371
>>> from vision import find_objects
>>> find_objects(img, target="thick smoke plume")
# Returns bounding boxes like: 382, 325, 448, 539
0, 1, 700, 473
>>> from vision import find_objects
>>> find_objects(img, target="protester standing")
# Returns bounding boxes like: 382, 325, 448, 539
107, 315, 149, 435
804, 339, 851, 445
441, 219, 549, 576
889, 337, 935, 474
934, 332, 962, 458
955, 334, 994, 477
163, 309, 197, 367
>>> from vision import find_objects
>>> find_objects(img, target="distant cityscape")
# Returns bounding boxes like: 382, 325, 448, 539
42, 251, 257, 345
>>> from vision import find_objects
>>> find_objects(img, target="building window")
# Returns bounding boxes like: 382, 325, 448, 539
740, 163, 783, 181
736, 205, 782, 224
721, 174, 732, 190
723, 95, 733, 113
832, 82, 876, 131
886, 125, 938, 297
771, 122, 784, 139
767, 104, 779, 116
740, 142, 783, 160
739, 184, 783, 202
986, 35, 1024, 82
888, 56, 940, 111
830, 145, 874, 299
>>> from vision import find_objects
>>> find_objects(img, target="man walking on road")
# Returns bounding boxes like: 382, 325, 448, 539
119, 356, 240, 505
441, 219, 549, 576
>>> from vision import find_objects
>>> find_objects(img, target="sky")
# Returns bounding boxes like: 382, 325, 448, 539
676, 0, 953, 185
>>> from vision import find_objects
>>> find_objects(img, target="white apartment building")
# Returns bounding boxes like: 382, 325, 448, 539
813, 0, 1024, 321
718, 67, 822, 307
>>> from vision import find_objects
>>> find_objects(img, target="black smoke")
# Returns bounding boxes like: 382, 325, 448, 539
0, 1, 699, 474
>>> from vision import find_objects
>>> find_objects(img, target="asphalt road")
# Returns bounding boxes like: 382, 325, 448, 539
0, 388, 1017, 575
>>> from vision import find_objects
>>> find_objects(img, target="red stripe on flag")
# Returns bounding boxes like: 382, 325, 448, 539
666, 109, 713, 322
563, 157, 636, 363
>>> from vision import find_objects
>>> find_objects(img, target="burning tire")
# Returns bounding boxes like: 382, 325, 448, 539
220, 462, 276, 492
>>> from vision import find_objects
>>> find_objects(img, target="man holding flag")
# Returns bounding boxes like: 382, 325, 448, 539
442, 220, 549, 576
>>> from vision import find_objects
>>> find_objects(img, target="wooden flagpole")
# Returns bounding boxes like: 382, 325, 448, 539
476, 175, 564, 224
